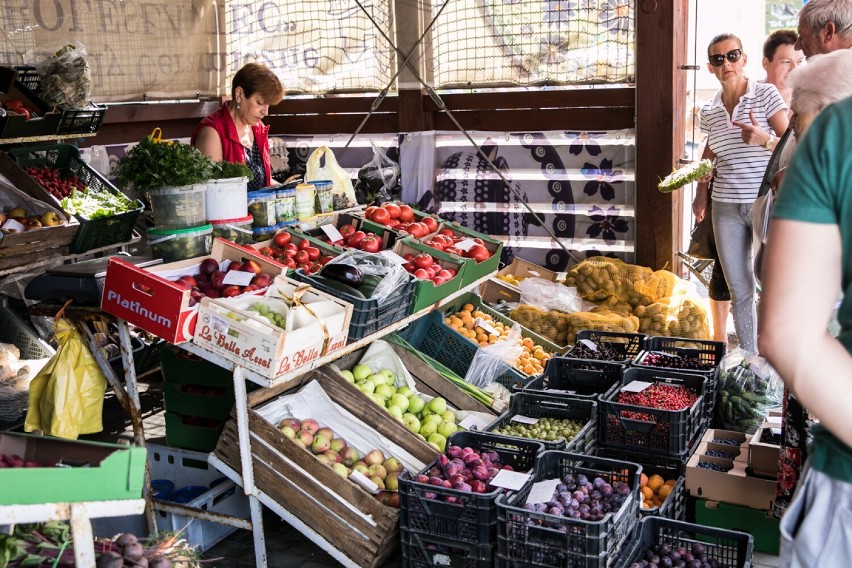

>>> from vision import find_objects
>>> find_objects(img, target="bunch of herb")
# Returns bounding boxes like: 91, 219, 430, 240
211, 160, 253, 180
115, 134, 215, 191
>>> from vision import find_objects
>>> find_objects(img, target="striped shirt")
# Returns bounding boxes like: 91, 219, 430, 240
700, 79, 787, 203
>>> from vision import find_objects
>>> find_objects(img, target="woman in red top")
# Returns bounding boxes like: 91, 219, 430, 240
192, 63, 285, 190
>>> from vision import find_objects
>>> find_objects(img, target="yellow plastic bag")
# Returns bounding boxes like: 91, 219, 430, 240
306, 146, 357, 206
25, 319, 107, 439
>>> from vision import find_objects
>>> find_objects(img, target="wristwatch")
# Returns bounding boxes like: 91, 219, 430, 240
762, 134, 776, 151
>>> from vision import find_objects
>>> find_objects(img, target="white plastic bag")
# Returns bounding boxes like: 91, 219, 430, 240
463, 325, 524, 389
306, 146, 357, 206
323, 249, 410, 303
518, 278, 597, 313
26, 41, 92, 109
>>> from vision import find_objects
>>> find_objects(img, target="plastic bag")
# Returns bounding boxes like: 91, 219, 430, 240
715, 348, 784, 433
464, 325, 524, 389
518, 278, 596, 313
305, 146, 357, 206
24, 319, 107, 439
354, 141, 400, 204
26, 41, 92, 109
324, 249, 410, 303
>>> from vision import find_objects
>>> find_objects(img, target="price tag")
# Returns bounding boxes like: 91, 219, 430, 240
475, 317, 500, 336
320, 224, 344, 243
380, 250, 408, 265
459, 415, 488, 431
525, 478, 560, 505
1, 218, 26, 233
489, 469, 531, 491
223, 270, 255, 286
620, 380, 653, 393
546, 389, 577, 396
579, 339, 598, 351
511, 414, 539, 425
454, 238, 477, 252
349, 470, 379, 494
770, 427, 782, 437
210, 314, 230, 336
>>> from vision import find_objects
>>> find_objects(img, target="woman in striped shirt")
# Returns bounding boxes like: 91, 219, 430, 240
693, 33, 789, 353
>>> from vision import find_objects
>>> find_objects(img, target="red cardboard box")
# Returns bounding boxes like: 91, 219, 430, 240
101, 238, 283, 343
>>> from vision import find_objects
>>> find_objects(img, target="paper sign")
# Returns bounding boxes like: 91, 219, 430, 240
770, 427, 782, 437
546, 389, 577, 395
459, 415, 489, 431
1, 218, 26, 233
489, 469, 531, 491
765, 416, 782, 425
223, 270, 255, 286
579, 339, 598, 351
320, 224, 344, 243
380, 250, 408, 265
511, 414, 539, 425
349, 470, 379, 494
454, 238, 477, 252
620, 380, 653, 393
475, 317, 500, 337
525, 479, 560, 505
210, 314, 230, 336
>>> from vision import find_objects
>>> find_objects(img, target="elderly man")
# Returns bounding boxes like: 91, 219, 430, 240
795, 0, 852, 57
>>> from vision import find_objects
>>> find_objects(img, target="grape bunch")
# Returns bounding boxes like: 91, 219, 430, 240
696, 461, 732, 472
641, 352, 714, 371
704, 449, 737, 460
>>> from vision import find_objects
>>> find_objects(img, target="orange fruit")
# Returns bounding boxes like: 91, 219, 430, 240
641, 486, 654, 500
641, 501, 652, 509
647, 474, 664, 492
664, 479, 677, 487
462, 303, 474, 312
657, 485, 672, 500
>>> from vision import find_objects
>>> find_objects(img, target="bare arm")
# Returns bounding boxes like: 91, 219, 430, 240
732, 109, 789, 147
194, 126, 223, 162
758, 219, 852, 448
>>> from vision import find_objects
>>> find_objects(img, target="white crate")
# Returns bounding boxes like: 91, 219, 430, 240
147, 443, 249, 551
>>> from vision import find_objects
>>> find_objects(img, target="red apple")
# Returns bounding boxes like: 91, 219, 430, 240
177, 275, 198, 288
200, 257, 220, 276
221, 285, 242, 298
252, 273, 272, 287
210, 271, 227, 291
227, 262, 243, 272
241, 259, 263, 274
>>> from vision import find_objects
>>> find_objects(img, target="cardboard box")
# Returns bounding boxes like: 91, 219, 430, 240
749, 423, 781, 477
479, 278, 521, 306
0, 432, 146, 505
101, 238, 283, 343
701, 428, 748, 457
686, 452, 775, 511
496, 257, 559, 287
193, 276, 352, 379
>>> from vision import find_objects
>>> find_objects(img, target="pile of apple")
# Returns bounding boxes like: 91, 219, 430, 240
170, 257, 273, 306
363, 203, 440, 239
340, 364, 460, 452
321, 224, 385, 253
0, 207, 64, 233
413, 446, 514, 500
255, 230, 335, 273
423, 229, 493, 263
0, 453, 44, 468
398, 251, 458, 285
277, 417, 404, 507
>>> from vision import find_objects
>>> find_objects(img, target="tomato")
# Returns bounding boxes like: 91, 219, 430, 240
432, 275, 446, 286
386, 218, 401, 229
467, 244, 491, 263
319, 255, 335, 265
402, 262, 416, 273
413, 253, 434, 269
383, 203, 401, 219
398, 205, 414, 223
444, 246, 462, 256
360, 236, 381, 253
404, 253, 415, 262
295, 250, 310, 265
258, 246, 275, 257
365, 206, 378, 219
305, 247, 321, 261
298, 238, 312, 250
439, 228, 454, 237
339, 224, 355, 238
346, 230, 366, 249
413, 268, 430, 280
445, 268, 457, 277
422, 216, 438, 234
273, 231, 292, 247
436, 269, 453, 280
369, 207, 391, 225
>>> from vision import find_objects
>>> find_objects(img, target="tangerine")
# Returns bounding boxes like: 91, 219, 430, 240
647, 474, 664, 492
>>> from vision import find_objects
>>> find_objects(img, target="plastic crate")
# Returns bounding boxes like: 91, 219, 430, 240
484, 393, 597, 453
291, 267, 415, 341
399, 431, 543, 547
8, 144, 142, 253
160, 348, 235, 421
569, 331, 647, 363
598, 368, 708, 459
401, 527, 494, 568
518, 357, 623, 401
496, 451, 641, 568
595, 447, 687, 521
164, 413, 226, 453
147, 443, 250, 552
616, 517, 754, 568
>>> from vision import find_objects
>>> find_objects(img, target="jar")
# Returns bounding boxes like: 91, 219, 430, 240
276, 188, 297, 224
311, 180, 334, 214
210, 215, 254, 245
247, 189, 278, 228
295, 183, 316, 220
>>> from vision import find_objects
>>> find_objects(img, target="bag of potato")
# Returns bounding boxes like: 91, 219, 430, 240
568, 257, 653, 306
634, 294, 711, 339
508, 304, 572, 346
591, 295, 634, 318
565, 310, 640, 345
632, 269, 691, 305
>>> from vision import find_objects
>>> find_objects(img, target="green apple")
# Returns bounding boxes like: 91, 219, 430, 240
424, 413, 443, 426
437, 420, 458, 438
427, 397, 447, 416
379, 368, 396, 383
416, 433, 426, 441
441, 410, 456, 423
407, 395, 425, 415
427, 432, 447, 452
389, 393, 410, 412
352, 364, 372, 381
357, 380, 376, 395
419, 420, 438, 438
387, 406, 404, 421
397, 386, 414, 397
375, 384, 397, 400
369, 393, 386, 407
340, 369, 356, 383
368, 373, 390, 387
428, 441, 441, 452
402, 413, 421, 434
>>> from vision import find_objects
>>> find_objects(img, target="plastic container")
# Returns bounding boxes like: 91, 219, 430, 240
518, 356, 624, 401
147, 223, 213, 263
252, 223, 284, 242
150, 479, 174, 500
295, 183, 316, 220
210, 215, 254, 245
170, 485, 208, 504
311, 179, 334, 214
160, 348, 236, 421
247, 189, 278, 228
401, 527, 494, 568
147, 183, 207, 230
206, 176, 248, 220
275, 188, 297, 224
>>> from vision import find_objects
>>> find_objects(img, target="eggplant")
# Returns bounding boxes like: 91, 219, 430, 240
320, 263, 364, 287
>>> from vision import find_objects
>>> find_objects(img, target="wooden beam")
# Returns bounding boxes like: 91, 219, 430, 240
424, 88, 635, 112
265, 114, 399, 136
432, 107, 634, 132
398, 89, 427, 132
635, 0, 688, 269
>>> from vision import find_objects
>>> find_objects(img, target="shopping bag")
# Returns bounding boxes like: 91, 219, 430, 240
24, 318, 107, 439
687, 200, 715, 260
306, 146, 357, 206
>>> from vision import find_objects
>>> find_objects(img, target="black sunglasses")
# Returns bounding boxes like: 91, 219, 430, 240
709, 49, 743, 67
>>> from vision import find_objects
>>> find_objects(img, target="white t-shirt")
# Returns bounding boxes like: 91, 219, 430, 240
700, 79, 788, 203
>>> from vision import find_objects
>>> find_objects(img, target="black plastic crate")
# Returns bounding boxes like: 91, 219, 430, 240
10, 66, 106, 135
399, 431, 543, 547
496, 451, 641, 568
616, 517, 754, 568
598, 368, 708, 459
8, 144, 142, 253
569, 330, 647, 363
401, 527, 494, 568
595, 447, 687, 521
292, 267, 415, 341
518, 357, 623, 401
484, 393, 597, 453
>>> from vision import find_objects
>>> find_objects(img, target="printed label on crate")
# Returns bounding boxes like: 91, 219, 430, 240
210, 314, 230, 336
1, 219, 26, 232
489, 469, 531, 491
579, 339, 598, 351
320, 224, 344, 243
349, 470, 379, 494
379, 250, 407, 265
525, 479, 560, 505
459, 415, 489, 431
621, 380, 653, 393
475, 317, 499, 336
222, 270, 255, 286
454, 238, 477, 252
510, 414, 539, 425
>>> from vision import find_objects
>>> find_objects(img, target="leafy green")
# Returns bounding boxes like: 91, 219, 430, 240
61, 188, 138, 219
212, 160, 253, 180
115, 134, 215, 191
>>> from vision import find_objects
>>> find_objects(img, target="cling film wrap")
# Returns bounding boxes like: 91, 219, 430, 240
463, 325, 524, 389
634, 294, 711, 340
716, 348, 784, 433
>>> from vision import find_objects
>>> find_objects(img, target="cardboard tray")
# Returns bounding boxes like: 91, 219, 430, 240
685, 451, 776, 511
496, 257, 559, 287
749, 423, 780, 476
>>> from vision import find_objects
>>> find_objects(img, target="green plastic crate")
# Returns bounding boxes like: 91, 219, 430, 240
161, 348, 236, 421
164, 412, 225, 453
393, 238, 467, 312
428, 222, 503, 286
693, 498, 780, 555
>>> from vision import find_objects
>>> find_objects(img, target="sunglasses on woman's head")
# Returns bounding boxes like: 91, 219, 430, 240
709, 49, 743, 67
